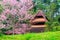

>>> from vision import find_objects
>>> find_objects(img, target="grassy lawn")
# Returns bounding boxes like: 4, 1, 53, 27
0, 31, 60, 40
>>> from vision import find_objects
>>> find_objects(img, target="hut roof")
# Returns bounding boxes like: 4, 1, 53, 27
35, 10, 46, 18
30, 10, 47, 23
36, 10, 44, 16
31, 10, 46, 20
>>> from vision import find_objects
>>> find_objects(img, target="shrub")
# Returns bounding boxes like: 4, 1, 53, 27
52, 26, 60, 31
45, 22, 52, 31
51, 22, 60, 31
45, 21, 60, 31
0, 28, 8, 33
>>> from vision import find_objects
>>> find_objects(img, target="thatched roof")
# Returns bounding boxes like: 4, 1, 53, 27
30, 10, 47, 24
35, 10, 46, 18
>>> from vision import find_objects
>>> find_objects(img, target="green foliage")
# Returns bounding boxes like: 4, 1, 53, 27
45, 2, 57, 21
36, 3, 45, 10
52, 26, 60, 31
44, 0, 50, 4
0, 31, 60, 40
46, 21, 60, 31
0, 28, 8, 33
0, 26, 13, 34
0, 5, 3, 14
31, 0, 58, 22
57, 0, 60, 2
2, 20, 7, 24
50, 22, 60, 31
50, 3, 57, 10
0, 33, 4, 36
54, 15, 60, 22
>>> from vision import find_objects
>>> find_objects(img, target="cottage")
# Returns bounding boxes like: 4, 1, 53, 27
30, 10, 48, 32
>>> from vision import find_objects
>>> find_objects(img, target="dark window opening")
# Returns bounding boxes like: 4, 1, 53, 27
35, 16, 44, 18
32, 22, 45, 25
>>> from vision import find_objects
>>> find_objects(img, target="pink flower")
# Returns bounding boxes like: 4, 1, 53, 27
10, 9, 17, 15
16, 2, 22, 8
19, 18, 24, 21
20, 0, 27, 4
21, 5, 28, 10
4, 9, 10, 14
0, 15, 7, 20
10, 0, 18, 6
3, 0, 7, 4
2, 0, 33, 20
3, 0, 18, 6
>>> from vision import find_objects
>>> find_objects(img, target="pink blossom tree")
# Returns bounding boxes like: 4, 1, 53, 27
0, 0, 33, 34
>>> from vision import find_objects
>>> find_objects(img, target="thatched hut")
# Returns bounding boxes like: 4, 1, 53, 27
30, 10, 48, 32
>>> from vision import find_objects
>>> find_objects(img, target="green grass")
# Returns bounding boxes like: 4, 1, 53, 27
0, 31, 60, 40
